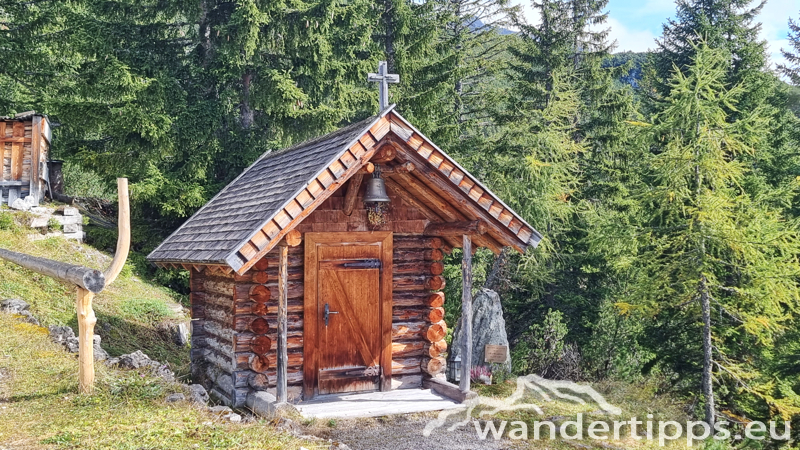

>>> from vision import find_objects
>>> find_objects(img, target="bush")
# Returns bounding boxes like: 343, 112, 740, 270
47, 217, 61, 232
62, 161, 114, 200
512, 308, 570, 377
0, 211, 14, 230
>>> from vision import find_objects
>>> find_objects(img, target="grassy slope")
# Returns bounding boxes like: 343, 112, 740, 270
0, 315, 313, 449
0, 215, 190, 373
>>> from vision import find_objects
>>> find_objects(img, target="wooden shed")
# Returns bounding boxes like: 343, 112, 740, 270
1, 111, 52, 206
147, 106, 542, 407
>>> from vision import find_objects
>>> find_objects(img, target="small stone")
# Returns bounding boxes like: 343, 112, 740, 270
49, 325, 79, 353
29, 217, 49, 228
18, 310, 40, 326
63, 231, 85, 242
208, 405, 232, 414
23, 195, 37, 207
224, 412, 242, 423
63, 223, 81, 233
189, 384, 209, 405
171, 322, 190, 346
62, 206, 79, 216
1, 299, 30, 314
9, 198, 29, 211
330, 443, 351, 450
106, 350, 173, 381
30, 206, 50, 215
92, 335, 108, 361
165, 393, 186, 403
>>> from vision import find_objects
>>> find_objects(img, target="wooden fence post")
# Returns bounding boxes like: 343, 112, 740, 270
76, 287, 97, 393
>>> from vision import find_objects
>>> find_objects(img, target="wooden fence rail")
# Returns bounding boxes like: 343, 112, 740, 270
0, 178, 130, 393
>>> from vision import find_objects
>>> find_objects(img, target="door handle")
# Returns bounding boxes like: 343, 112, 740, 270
324, 303, 339, 327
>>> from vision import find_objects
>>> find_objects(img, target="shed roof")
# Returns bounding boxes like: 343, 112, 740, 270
148, 107, 542, 274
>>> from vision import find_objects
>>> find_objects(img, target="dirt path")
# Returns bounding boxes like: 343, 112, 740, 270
309, 412, 522, 450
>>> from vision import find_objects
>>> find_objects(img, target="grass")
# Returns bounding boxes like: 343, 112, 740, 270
0, 314, 317, 449
466, 380, 766, 449
0, 213, 191, 376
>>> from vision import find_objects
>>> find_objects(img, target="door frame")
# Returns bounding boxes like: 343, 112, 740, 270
303, 231, 393, 399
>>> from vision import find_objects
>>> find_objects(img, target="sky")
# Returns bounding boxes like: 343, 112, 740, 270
517, 0, 798, 70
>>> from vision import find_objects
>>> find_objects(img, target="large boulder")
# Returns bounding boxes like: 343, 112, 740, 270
451, 288, 512, 373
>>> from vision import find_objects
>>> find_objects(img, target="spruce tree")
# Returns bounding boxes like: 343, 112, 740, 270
779, 14, 800, 85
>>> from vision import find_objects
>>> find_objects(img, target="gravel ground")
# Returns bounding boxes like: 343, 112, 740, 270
310, 412, 523, 450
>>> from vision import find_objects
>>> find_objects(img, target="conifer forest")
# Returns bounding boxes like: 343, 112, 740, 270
3, 0, 800, 433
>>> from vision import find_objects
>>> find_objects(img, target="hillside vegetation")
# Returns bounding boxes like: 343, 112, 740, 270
0, 207, 189, 372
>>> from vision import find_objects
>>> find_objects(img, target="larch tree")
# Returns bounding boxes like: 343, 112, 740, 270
631, 43, 800, 425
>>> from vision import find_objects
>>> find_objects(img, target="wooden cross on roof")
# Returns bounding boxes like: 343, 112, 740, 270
368, 61, 399, 111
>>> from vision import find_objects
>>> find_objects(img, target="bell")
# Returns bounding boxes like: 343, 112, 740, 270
363, 174, 390, 203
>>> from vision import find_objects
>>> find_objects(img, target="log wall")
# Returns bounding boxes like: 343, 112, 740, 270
1, 116, 50, 204
189, 184, 449, 403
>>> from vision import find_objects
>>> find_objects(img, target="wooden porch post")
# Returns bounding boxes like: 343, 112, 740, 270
276, 243, 289, 403
460, 235, 473, 393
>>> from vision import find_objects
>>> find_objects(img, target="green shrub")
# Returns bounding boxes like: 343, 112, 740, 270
0, 211, 14, 230
47, 217, 61, 232
512, 308, 568, 376
62, 161, 114, 200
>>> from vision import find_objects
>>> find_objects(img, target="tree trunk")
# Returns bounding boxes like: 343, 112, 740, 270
700, 275, 715, 426
241, 72, 254, 129
383, 0, 395, 72
484, 247, 508, 292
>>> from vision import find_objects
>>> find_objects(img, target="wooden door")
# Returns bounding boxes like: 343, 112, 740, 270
304, 232, 393, 398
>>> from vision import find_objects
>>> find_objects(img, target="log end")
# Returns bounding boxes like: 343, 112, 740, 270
85, 270, 106, 293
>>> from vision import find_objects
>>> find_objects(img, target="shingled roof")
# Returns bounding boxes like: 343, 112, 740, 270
148, 107, 542, 274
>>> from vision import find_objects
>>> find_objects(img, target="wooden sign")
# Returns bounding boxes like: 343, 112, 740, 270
484, 344, 508, 363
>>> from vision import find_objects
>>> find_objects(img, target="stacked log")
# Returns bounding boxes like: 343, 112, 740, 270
189, 268, 254, 406
391, 235, 448, 379
231, 245, 306, 396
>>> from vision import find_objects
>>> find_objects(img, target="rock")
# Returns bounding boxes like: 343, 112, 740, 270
63, 223, 81, 233
189, 384, 209, 405
172, 322, 190, 346
224, 412, 242, 423
208, 405, 233, 414
18, 310, 40, 326
29, 217, 49, 228
451, 288, 512, 373
330, 443, 351, 450
92, 335, 108, 361
165, 393, 185, 403
62, 206, 79, 216
30, 206, 51, 215
107, 350, 174, 381
246, 391, 277, 417
49, 325, 80, 353
10, 198, 30, 211
23, 195, 37, 207
1, 299, 30, 314
63, 231, 85, 242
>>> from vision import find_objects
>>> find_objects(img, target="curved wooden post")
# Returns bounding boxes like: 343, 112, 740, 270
103, 178, 130, 286
78, 178, 130, 393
